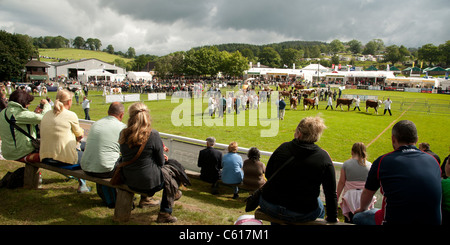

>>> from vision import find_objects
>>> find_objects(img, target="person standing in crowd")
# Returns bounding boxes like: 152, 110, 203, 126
221, 141, 243, 199
353, 120, 441, 225
242, 147, 266, 193
325, 95, 333, 110
80, 102, 128, 208
353, 96, 361, 111
278, 97, 286, 120
314, 96, 319, 110
260, 116, 338, 223
74, 88, 81, 105
383, 97, 392, 116
81, 96, 92, 120
197, 137, 223, 194
337, 142, 375, 223
0, 90, 50, 163
39, 89, 89, 193
419, 142, 441, 164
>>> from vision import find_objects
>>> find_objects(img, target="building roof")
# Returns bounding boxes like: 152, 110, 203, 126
48, 58, 114, 67
25, 59, 49, 68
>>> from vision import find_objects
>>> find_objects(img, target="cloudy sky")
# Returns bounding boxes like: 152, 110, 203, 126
0, 0, 449, 56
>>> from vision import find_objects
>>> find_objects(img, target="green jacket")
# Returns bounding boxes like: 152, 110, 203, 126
0, 101, 51, 160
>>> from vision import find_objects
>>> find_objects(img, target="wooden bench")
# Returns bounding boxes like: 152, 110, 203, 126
254, 208, 352, 225
21, 161, 147, 222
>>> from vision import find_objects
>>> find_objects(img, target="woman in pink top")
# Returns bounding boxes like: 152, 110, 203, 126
337, 142, 376, 223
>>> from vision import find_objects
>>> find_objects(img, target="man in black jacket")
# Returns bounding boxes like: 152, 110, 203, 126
197, 137, 223, 194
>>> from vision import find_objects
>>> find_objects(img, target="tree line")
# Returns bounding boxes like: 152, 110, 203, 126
27, 34, 450, 70
1, 30, 449, 81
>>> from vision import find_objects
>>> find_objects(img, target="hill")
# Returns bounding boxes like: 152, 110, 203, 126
38, 48, 133, 64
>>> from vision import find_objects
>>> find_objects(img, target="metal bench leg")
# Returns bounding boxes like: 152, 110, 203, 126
114, 189, 134, 222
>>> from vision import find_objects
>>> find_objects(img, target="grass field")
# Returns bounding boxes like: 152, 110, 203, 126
0, 87, 449, 225
39, 48, 133, 64
55, 87, 449, 164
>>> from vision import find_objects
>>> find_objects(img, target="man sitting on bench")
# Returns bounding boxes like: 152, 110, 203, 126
80, 102, 128, 207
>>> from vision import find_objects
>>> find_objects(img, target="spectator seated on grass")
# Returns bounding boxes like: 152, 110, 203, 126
242, 147, 266, 194
221, 141, 243, 199
197, 136, 222, 194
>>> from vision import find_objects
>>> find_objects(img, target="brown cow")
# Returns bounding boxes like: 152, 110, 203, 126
290, 96, 298, 110
336, 98, 355, 111
280, 90, 291, 98
294, 84, 304, 90
303, 98, 315, 110
278, 83, 289, 90
365, 99, 382, 114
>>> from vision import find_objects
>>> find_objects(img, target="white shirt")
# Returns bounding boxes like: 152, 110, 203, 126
383, 99, 392, 109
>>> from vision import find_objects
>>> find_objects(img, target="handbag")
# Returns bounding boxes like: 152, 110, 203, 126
4, 109, 40, 151
245, 156, 295, 212
110, 136, 149, 186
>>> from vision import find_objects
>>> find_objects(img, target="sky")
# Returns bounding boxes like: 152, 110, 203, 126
0, 0, 449, 56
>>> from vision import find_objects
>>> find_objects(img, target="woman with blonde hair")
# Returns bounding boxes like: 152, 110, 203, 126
221, 141, 244, 199
119, 102, 181, 223
337, 142, 376, 223
40, 89, 89, 192
260, 116, 339, 223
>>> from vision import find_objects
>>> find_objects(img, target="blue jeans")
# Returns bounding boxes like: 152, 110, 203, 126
259, 196, 325, 223
352, 208, 379, 225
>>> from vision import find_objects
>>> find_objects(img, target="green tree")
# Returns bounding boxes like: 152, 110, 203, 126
220, 51, 249, 77
346, 39, 362, 54
363, 39, 384, 55
259, 47, 281, 68
0, 31, 37, 81
106, 44, 114, 54
418, 43, 440, 66
126, 47, 136, 58
384, 45, 403, 65
280, 48, 303, 68
72, 36, 86, 49
438, 40, 450, 66
330, 39, 344, 54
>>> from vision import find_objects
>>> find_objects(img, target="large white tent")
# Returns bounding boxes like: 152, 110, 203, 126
127, 71, 153, 82
78, 69, 113, 83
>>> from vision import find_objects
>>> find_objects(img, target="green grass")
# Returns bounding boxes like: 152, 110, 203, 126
1, 87, 449, 225
39, 48, 133, 63
58, 88, 449, 163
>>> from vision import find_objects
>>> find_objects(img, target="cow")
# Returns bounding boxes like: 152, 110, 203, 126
280, 90, 291, 98
278, 83, 289, 90
303, 98, 315, 110
290, 96, 298, 110
365, 99, 383, 114
110, 87, 122, 94
336, 98, 355, 111
294, 83, 304, 90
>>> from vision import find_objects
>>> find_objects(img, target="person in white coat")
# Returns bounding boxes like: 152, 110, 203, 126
383, 98, 392, 116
